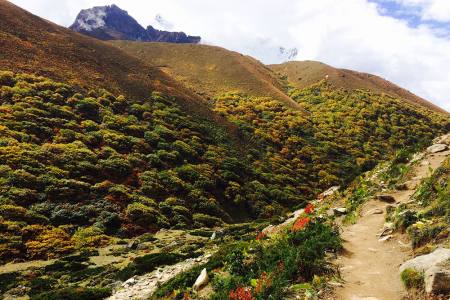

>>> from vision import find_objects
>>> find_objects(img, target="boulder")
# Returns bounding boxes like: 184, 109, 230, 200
193, 268, 209, 291
400, 248, 450, 273
426, 144, 448, 154
425, 266, 450, 294
376, 194, 396, 203
333, 207, 347, 216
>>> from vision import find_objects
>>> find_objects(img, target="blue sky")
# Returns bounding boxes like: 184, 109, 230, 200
370, 0, 450, 37
9, 0, 450, 111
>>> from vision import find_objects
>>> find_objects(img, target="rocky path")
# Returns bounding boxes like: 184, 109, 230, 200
106, 253, 211, 300
334, 148, 450, 300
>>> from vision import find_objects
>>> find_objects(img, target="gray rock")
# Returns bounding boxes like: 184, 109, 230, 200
426, 144, 448, 154
425, 266, 450, 294
193, 268, 209, 291
367, 208, 383, 215
400, 247, 450, 273
333, 207, 347, 216
376, 194, 396, 203
378, 235, 392, 242
127, 240, 138, 250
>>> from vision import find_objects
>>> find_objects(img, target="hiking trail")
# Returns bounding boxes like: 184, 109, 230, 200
334, 148, 450, 300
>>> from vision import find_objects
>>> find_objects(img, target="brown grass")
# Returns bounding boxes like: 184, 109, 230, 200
110, 41, 303, 110
270, 61, 448, 114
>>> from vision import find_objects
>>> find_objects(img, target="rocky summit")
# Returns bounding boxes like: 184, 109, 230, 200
70, 4, 201, 43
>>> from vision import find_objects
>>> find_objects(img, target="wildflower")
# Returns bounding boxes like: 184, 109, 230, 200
228, 287, 254, 300
291, 217, 310, 232
255, 272, 272, 294
304, 203, 314, 214
255, 231, 266, 241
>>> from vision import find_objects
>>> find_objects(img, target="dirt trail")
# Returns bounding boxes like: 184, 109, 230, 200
335, 149, 450, 300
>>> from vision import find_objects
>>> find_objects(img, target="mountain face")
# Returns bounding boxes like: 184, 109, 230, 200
70, 4, 201, 43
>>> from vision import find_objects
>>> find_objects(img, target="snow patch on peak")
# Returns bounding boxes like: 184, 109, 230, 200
278, 47, 298, 61
76, 7, 107, 31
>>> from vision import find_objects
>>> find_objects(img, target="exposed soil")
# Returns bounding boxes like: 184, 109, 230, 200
334, 150, 450, 300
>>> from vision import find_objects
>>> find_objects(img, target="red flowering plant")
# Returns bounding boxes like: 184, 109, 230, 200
304, 203, 314, 214
291, 217, 310, 232
255, 231, 266, 241
254, 271, 272, 294
228, 286, 254, 300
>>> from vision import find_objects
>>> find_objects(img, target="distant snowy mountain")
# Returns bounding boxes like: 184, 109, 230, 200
70, 4, 201, 44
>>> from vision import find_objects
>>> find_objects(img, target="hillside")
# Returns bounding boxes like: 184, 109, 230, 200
270, 61, 448, 114
0, 0, 222, 121
111, 41, 303, 110
1, 2, 450, 299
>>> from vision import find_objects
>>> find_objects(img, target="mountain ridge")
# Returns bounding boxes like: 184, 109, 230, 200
70, 4, 201, 44
270, 60, 448, 114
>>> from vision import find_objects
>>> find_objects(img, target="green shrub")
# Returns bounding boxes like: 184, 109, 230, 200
400, 268, 424, 289
116, 252, 185, 281
125, 203, 159, 227
0, 272, 19, 293
193, 213, 222, 227
31, 287, 111, 300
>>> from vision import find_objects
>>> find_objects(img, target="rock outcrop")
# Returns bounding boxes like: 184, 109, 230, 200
400, 248, 450, 295
70, 5, 201, 44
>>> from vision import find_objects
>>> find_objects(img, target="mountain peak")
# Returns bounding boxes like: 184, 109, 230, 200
70, 4, 201, 44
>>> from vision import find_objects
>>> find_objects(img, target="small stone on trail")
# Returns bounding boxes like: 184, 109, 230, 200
376, 194, 396, 203
333, 207, 347, 216
426, 143, 448, 154
367, 208, 383, 215
378, 235, 392, 242
328, 281, 343, 287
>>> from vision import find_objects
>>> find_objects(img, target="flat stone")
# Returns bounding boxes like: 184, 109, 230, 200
333, 207, 347, 216
378, 235, 392, 242
367, 208, 383, 215
426, 144, 448, 154
400, 247, 450, 273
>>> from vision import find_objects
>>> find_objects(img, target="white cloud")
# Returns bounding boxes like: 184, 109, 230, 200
8, 0, 450, 111
393, 0, 450, 22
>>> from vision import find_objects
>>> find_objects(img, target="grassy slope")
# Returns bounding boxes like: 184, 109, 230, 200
111, 41, 303, 110
0, 0, 245, 140
270, 61, 448, 114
